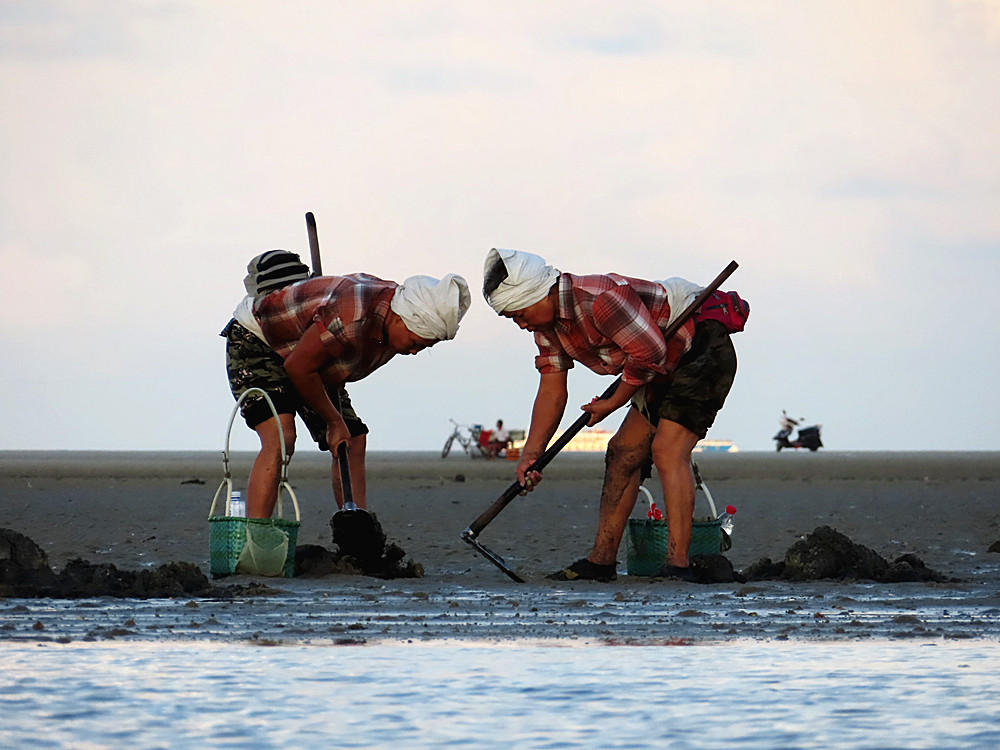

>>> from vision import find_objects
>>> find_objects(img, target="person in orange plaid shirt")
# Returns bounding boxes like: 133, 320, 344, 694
232, 251, 470, 516
483, 248, 741, 582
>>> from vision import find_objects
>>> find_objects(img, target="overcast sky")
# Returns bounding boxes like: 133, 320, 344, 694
2, 0, 998, 454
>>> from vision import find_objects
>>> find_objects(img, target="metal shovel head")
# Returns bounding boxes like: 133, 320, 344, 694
331, 506, 385, 563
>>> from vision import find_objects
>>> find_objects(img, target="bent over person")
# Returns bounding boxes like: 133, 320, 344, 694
483, 248, 744, 582
222, 250, 320, 518
224, 249, 470, 517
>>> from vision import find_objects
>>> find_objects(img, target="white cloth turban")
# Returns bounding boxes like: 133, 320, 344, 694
483, 248, 560, 313
390, 273, 471, 341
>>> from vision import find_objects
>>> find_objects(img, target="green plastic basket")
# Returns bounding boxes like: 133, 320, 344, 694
625, 478, 725, 576
625, 517, 723, 576
209, 516, 300, 578
207, 387, 302, 579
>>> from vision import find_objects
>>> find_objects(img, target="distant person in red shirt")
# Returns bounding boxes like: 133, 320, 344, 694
483, 248, 741, 582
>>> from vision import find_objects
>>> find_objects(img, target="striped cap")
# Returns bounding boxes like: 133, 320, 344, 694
243, 250, 311, 298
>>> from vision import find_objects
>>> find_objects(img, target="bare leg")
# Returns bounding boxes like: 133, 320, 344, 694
247, 414, 296, 518
586, 409, 654, 565
331, 433, 368, 509
651, 419, 700, 567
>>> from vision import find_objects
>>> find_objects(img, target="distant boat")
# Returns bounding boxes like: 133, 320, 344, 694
558, 428, 614, 452
693, 439, 738, 453
549, 430, 738, 453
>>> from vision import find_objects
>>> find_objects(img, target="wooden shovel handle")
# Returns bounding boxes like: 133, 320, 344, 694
306, 212, 322, 277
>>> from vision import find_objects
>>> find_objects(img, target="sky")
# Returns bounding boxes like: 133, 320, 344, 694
1, 0, 998, 453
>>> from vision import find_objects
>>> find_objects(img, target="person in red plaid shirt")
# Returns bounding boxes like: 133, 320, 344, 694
483, 248, 740, 582
233, 252, 470, 516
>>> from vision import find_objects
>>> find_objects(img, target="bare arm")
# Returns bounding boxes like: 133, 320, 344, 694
516, 370, 568, 487
282, 323, 351, 452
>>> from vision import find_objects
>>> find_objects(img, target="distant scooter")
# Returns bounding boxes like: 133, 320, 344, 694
774, 411, 823, 452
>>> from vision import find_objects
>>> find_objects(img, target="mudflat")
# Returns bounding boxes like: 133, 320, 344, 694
2, 450, 998, 643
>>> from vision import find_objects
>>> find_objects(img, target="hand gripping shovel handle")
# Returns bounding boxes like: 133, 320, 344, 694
462, 259, 739, 542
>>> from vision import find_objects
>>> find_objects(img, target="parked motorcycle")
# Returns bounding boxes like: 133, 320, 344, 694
774, 411, 823, 452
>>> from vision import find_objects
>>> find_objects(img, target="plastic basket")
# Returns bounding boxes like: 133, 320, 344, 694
209, 516, 300, 578
625, 518, 723, 576
625, 474, 724, 576
208, 387, 301, 578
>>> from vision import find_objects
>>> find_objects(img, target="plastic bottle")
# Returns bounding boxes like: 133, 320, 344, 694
716, 504, 737, 536
229, 490, 245, 518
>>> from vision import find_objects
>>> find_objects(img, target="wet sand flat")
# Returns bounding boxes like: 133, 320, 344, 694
2, 450, 999, 643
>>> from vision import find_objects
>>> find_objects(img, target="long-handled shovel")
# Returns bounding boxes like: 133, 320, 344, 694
330, 427, 385, 560
304, 211, 383, 558
461, 260, 740, 581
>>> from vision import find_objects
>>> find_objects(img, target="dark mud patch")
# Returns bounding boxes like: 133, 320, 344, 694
741, 526, 956, 583
311, 510, 423, 579
2, 528, 284, 599
0, 528, 278, 599
295, 543, 422, 579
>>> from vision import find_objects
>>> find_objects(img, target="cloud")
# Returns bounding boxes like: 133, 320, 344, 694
1, 1, 998, 450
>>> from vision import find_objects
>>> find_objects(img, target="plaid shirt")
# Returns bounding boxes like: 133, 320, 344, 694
253, 274, 399, 384
534, 273, 695, 387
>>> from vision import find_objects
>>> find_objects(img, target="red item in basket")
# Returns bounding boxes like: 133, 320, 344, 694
648, 502, 663, 521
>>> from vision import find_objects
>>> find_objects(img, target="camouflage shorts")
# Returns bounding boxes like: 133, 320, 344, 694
221, 319, 368, 448
633, 320, 737, 439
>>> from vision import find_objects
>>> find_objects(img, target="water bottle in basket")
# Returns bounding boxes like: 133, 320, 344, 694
229, 490, 245, 518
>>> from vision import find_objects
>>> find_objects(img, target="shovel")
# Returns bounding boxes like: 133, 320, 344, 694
330, 437, 384, 561
461, 260, 740, 581
304, 211, 384, 561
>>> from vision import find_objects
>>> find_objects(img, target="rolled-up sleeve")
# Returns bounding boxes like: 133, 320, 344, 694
534, 330, 573, 374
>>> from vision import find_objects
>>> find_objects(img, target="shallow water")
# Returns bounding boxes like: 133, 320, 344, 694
2, 639, 999, 748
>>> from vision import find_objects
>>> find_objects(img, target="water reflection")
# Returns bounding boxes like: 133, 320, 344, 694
2, 640, 998, 748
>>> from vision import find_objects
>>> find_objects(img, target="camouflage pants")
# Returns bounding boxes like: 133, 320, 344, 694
633, 320, 737, 439
221, 319, 368, 448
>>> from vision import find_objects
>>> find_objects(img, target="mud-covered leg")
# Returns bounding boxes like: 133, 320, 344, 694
586, 408, 655, 566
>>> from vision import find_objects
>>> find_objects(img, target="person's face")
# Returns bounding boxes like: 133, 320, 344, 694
387, 316, 437, 355
501, 295, 555, 332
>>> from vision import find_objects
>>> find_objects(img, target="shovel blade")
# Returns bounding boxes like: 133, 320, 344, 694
462, 532, 525, 583
331, 508, 385, 562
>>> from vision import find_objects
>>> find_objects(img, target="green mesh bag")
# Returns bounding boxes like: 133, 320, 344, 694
209, 516, 300, 578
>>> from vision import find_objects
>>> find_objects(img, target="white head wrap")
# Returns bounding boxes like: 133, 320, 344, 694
483, 248, 560, 313
389, 273, 471, 341
655, 277, 704, 327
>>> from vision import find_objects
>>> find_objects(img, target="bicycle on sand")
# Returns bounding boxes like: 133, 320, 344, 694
441, 419, 487, 458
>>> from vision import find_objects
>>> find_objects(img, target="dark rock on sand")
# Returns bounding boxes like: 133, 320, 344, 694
56, 559, 215, 598
988, 540, 1000, 553
1, 529, 57, 595
296, 542, 423, 579
741, 526, 953, 583
687, 554, 746, 583
328, 513, 423, 579
1, 527, 232, 599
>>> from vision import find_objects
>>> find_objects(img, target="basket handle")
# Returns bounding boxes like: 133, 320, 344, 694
634, 463, 719, 520
208, 387, 297, 519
